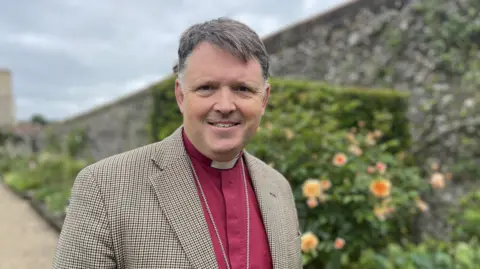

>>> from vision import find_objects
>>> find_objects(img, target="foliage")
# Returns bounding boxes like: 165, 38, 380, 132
0, 149, 33, 175
1, 127, 93, 216
0, 130, 10, 146
447, 189, 480, 242
3, 152, 88, 215
0, 129, 23, 147
149, 76, 183, 141
351, 238, 480, 269
64, 127, 92, 159
44, 127, 63, 154
43, 126, 93, 159
30, 113, 49, 126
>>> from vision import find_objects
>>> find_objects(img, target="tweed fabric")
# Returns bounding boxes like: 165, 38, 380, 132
52, 126, 302, 269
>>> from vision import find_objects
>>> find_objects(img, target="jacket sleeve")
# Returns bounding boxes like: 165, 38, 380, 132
52, 166, 116, 269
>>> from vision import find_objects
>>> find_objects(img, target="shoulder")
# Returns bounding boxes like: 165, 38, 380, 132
75, 141, 165, 191
245, 152, 294, 194
87, 142, 160, 174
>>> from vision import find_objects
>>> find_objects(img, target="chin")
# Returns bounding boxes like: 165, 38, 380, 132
207, 139, 244, 157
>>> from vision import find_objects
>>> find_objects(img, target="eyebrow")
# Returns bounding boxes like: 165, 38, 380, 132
193, 79, 260, 88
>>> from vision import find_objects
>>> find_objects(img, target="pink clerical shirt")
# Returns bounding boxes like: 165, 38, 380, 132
182, 130, 273, 269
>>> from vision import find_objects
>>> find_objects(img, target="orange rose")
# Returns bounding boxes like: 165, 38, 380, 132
374, 205, 387, 221
306, 197, 318, 208
430, 172, 445, 189
348, 144, 363, 156
301, 232, 319, 253
415, 199, 429, 212
333, 153, 348, 166
345, 132, 358, 144
375, 162, 387, 174
302, 179, 322, 198
365, 132, 376, 146
334, 237, 345, 249
369, 179, 392, 198
373, 130, 383, 138
373, 205, 394, 221
319, 179, 332, 191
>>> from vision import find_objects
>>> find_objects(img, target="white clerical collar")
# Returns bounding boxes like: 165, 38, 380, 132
211, 154, 240, 170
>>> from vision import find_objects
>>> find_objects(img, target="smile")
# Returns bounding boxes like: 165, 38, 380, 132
208, 122, 240, 128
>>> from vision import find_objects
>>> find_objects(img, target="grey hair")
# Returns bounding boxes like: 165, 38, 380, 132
174, 17, 270, 81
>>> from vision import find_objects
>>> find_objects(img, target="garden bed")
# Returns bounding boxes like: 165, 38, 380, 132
0, 173, 65, 233
0, 170, 65, 233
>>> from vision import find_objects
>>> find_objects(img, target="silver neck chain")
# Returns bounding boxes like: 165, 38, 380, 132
188, 157, 250, 269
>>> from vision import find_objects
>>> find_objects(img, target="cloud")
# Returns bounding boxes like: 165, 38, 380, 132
302, 0, 350, 16
0, 0, 348, 121
232, 13, 282, 36
5, 32, 68, 51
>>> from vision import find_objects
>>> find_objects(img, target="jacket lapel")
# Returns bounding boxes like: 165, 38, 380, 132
243, 152, 289, 269
148, 127, 217, 269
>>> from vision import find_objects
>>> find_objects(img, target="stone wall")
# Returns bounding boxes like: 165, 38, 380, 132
37, 87, 153, 160
267, 0, 478, 157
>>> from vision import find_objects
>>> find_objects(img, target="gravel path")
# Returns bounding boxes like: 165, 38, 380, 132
0, 183, 59, 269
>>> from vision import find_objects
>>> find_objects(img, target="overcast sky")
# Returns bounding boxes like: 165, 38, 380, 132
0, 0, 347, 121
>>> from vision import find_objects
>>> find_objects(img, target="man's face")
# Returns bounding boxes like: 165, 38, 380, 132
175, 41, 270, 162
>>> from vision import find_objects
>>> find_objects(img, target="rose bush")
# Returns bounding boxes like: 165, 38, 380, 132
251, 117, 436, 268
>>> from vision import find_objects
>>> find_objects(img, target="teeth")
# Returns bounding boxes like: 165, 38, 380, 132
214, 123, 235, 128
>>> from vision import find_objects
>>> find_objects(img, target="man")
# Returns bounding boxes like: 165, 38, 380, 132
52, 17, 301, 269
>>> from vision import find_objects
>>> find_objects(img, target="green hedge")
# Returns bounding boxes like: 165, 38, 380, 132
149, 76, 183, 142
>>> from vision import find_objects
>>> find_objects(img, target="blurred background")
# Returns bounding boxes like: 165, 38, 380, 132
1, 0, 479, 268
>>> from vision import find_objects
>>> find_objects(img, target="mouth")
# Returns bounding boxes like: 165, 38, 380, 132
207, 121, 241, 128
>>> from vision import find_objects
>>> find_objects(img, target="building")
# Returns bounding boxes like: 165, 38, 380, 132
0, 68, 15, 128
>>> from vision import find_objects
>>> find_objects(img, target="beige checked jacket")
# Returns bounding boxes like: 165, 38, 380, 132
52, 127, 302, 269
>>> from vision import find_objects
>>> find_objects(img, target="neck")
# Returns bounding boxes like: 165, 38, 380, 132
182, 128, 242, 169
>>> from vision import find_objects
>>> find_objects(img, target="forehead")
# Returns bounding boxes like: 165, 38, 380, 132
182, 42, 264, 84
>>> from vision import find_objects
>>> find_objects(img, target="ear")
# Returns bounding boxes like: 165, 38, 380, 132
175, 78, 185, 114
260, 83, 271, 116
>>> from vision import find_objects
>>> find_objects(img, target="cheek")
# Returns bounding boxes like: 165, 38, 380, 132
240, 103, 265, 119
184, 99, 210, 120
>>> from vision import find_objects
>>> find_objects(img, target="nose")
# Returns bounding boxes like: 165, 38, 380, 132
213, 87, 236, 114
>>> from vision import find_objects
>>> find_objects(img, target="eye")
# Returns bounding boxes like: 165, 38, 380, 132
197, 85, 214, 91
235, 86, 251, 92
